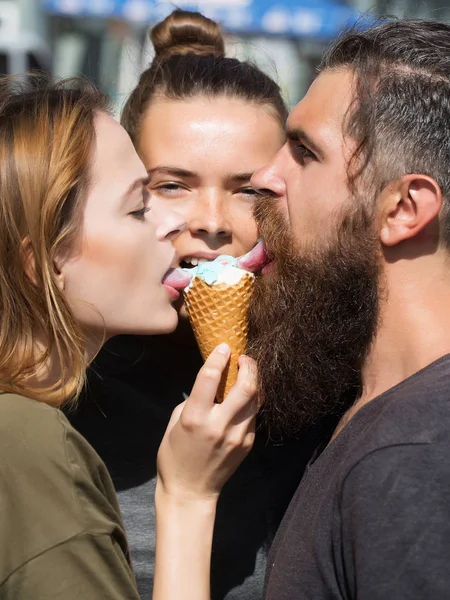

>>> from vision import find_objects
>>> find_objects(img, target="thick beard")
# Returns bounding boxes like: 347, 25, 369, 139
248, 196, 380, 438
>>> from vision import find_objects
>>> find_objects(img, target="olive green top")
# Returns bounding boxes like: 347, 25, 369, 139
0, 392, 141, 598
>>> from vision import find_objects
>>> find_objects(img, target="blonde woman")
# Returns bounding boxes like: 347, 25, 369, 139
0, 76, 257, 599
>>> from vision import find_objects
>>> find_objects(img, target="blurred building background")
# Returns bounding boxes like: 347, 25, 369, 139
1, 0, 450, 114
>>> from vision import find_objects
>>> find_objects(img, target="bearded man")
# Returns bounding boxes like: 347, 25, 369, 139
240, 18, 450, 599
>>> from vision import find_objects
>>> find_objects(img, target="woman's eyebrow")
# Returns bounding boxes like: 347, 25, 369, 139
147, 166, 197, 178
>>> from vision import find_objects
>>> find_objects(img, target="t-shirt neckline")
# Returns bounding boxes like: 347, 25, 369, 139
307, 352, 450, 468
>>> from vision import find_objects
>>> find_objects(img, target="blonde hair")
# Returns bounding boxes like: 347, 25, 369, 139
0, 75, 109, 405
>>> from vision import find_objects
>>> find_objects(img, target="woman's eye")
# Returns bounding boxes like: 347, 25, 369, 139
155, 182, 184, 194
130, 206, 151, 220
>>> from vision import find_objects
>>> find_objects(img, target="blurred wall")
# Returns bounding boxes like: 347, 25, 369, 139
3, 0, 450, 112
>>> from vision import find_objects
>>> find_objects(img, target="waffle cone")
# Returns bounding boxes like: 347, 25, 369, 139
183, 273, 254, 402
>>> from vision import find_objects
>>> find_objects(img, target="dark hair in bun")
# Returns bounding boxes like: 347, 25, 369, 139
151, 9, 225, 60
122, 9, 287, 143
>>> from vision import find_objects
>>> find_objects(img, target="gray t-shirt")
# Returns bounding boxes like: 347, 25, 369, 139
72, 334, 333, 600
265, 354, 450, 599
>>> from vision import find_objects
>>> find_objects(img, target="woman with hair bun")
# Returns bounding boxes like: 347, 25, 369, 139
73, 9, 328, 600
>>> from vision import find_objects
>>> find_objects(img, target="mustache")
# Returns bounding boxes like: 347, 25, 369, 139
254, 190, 376, 248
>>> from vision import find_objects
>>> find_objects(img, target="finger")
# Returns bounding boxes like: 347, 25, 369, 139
221, 355, 258, 421
187, 343, 231, 412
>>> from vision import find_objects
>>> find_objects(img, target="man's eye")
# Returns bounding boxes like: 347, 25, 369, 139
130, 206, 151, 220
238, 187, 260, 197
292, 142, 316, 161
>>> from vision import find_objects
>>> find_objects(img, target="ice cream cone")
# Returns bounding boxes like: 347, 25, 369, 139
183, 272, 254, 402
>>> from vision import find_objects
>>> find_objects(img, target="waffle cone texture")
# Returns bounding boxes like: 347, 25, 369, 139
183, 273, 254, 402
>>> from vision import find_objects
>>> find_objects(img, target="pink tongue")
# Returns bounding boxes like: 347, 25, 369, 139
163, 268, 192, 289
237, 239, 269, 272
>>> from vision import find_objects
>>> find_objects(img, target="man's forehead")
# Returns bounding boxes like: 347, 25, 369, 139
287, 69, 354, 139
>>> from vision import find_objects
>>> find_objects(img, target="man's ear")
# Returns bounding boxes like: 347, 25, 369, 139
379, 174, 442, 247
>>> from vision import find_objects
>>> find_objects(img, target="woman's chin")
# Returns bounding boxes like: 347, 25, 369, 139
127, 307, 180, 336
156, 309, 179, 334
100, 303, 182, 338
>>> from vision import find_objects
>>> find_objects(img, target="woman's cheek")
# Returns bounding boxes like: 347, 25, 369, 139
233, 218, 258, 253
80, 231, 139, 270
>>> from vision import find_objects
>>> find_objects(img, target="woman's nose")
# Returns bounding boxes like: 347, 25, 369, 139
188, 192, 231, 240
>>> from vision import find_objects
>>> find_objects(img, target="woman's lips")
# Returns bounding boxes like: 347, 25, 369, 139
162, 268, 192, 301
171, 240, 274, 290
179, 252, 221, 268
163, 241, 274, 303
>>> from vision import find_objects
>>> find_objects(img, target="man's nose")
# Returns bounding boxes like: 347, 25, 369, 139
251, 148, 287, 198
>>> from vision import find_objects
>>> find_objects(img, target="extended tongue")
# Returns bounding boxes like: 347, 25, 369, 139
162, 267, 192, 289
236, 239, 269, 272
